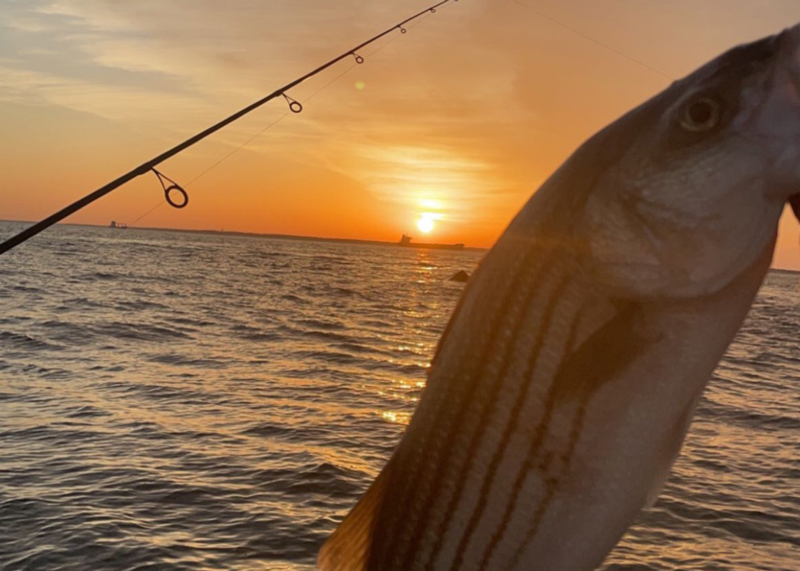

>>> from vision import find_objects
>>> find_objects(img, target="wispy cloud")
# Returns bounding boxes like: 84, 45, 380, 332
2, 0, 800, 246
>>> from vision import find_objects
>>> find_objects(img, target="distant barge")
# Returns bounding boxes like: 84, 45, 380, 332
398, 234, 464, 251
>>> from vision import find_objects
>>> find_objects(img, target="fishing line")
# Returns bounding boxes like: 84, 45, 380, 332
128, 11, 432, 230
0, 0, 456, 256
128, 112, 294, 228
185, 113, 291, 188
127, 20, 417, 230
129, 200, 166, 227
509, 0, 673, 80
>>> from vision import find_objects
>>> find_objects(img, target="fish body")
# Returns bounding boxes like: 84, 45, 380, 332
319, 24, 800, 571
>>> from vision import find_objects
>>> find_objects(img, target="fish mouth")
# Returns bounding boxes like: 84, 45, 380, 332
791, 195, 800, 222
779, 24, 800, 221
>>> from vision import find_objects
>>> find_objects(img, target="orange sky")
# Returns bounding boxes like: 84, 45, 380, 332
2, 0, 800, 267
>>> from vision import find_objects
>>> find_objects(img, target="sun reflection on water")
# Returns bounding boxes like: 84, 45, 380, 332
381, 411, 412, 426
4, 223, 797, 571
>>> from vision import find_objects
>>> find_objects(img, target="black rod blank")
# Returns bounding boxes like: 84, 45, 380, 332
0, 0, 454, 256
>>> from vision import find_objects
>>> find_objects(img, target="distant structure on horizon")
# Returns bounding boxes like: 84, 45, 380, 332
109, 221, 128, 229
398, 234, 464, 251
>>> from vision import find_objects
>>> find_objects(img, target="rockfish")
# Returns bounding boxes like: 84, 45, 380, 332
319, 23, 800, 571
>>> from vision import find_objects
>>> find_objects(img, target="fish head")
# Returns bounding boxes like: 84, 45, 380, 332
580, 23, 800, 298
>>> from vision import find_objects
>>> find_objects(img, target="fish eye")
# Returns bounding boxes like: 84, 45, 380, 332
679, 96, 723, 133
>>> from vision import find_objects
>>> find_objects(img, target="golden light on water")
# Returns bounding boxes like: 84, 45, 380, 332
381, 411, 412, 425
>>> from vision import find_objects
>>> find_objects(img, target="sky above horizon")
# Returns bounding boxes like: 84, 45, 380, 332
2, 0, 800, 267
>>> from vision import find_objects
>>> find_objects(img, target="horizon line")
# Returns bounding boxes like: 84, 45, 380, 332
0, 219, 488, 252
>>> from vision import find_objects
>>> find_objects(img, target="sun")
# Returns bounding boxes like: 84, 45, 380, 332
416, 211, 443, 234
417, 216, 435, 234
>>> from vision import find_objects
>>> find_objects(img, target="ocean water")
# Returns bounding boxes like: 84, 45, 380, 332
0, 220, 797, 571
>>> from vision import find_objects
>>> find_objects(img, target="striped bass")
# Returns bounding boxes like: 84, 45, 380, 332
319, 23, 800, 571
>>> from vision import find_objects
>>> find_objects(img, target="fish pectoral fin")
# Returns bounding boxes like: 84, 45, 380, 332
551, 300, 654, 400
318, 458, 394, 571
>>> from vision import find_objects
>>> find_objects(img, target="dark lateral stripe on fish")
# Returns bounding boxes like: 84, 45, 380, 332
388, 244, 564, 570
367, 248, 538, 570
438, 269, 575, 571
375, 212, 599, 569
476, 304, 586, 571
502, 301, 653, 570
368, 245, 546, 571
503, 379, 587, 570
390, 246, 558, 571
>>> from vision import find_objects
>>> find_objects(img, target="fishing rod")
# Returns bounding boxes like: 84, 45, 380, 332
0, 0, 456, 256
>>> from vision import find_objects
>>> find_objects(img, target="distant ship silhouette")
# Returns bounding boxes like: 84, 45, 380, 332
398, 234, 464, 251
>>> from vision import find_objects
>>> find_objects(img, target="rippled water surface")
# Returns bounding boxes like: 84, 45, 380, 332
0, 221, 798, 571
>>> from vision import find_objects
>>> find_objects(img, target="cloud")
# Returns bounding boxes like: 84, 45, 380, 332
3, 0, 800, 246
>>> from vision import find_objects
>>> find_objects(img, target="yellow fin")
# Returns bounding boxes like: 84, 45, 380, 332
317, 460, 393, 571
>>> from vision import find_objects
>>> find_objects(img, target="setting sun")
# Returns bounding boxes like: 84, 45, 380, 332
417, 216, 435, 234
417, 212, 443, 234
